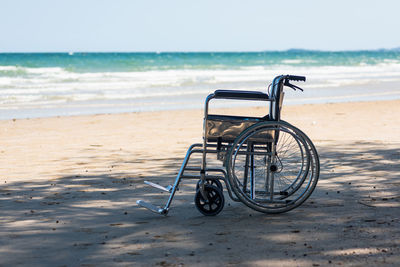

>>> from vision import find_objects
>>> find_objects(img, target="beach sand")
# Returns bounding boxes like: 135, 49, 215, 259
1, 100, 400, 266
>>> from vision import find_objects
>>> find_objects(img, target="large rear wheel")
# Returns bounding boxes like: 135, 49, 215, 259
226, 121, 319, 213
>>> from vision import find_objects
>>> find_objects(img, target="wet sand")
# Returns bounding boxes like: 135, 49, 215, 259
1, 100, 399, 266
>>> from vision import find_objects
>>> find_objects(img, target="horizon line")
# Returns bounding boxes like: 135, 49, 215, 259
1, 47, 399, 54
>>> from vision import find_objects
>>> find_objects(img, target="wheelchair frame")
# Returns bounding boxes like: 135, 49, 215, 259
137, 75, 320, 216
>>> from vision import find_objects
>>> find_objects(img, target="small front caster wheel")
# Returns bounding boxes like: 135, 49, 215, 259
196, 178, 223, 192
194, 184, 224, 216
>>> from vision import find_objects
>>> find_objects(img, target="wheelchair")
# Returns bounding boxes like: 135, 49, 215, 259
137, 75, 320, 216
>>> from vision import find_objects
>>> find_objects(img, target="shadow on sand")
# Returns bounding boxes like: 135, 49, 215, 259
0, 141, 399, 266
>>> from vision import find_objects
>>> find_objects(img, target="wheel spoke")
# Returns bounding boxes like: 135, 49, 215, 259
227, 121, 319, 213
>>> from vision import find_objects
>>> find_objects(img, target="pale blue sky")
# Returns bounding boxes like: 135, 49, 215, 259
1, 0, 399, 52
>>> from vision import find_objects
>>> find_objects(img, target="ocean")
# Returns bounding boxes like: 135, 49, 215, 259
1, 50, 400, 119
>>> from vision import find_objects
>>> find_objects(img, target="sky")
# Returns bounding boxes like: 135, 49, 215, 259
1, 0, 400, 52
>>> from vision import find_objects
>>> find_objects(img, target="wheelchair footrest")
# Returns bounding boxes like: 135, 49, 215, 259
144, 181, 172, 192
136, 200, 168, 215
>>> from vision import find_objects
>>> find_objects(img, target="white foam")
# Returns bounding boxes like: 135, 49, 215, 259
281, 59, 303, 64
1, 63, 400, 112
0, 66, 20, 71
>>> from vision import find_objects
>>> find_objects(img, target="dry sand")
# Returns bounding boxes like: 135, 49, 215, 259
1, 100, 400, 266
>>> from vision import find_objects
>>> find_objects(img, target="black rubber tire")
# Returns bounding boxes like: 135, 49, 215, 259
194, 184, 225, 216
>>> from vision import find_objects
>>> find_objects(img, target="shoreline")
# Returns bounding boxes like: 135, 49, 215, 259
2, 94, 400, 121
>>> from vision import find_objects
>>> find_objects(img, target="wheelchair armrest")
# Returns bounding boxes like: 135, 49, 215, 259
213, 90, 269, 101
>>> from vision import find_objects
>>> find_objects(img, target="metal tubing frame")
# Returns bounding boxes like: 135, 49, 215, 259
140, 75, 290, 215
161, 142, 241, 214
200, 94, 215, 192
163, 143, 201, 212
197, 80, 285, 203
267, 75, 286, 199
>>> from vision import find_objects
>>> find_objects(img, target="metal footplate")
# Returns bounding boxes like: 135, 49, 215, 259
136, 200, 168, 215
144, 181, 173, 192
137, 181, 174, 215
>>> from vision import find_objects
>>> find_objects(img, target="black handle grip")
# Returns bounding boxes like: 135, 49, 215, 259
287, 75, 306, 82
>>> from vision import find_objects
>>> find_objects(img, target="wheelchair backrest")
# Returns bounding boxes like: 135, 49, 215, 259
269, 75, 285, 121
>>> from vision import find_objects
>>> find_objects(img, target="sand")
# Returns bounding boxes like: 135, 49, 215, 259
0, 100, 400, 266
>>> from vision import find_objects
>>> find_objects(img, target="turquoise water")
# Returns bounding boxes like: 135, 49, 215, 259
2, 50, 400, 72
1, 50, 400, 119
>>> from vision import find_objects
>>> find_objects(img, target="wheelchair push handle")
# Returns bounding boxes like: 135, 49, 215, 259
282, 75, 306, 91
286, 75, 306, 82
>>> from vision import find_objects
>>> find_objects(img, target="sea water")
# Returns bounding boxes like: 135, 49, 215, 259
1, 50, 400, 119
